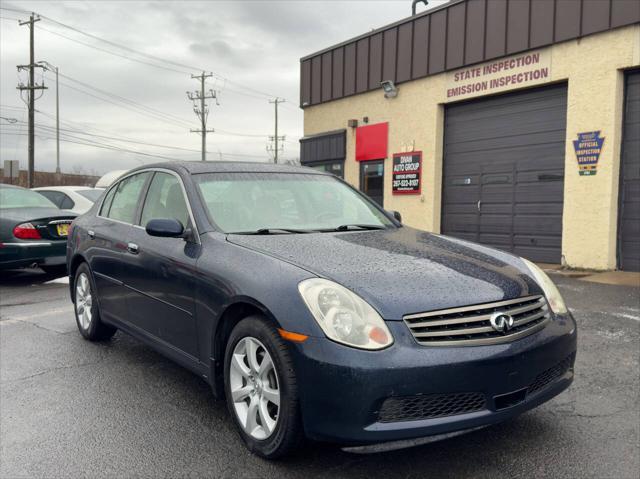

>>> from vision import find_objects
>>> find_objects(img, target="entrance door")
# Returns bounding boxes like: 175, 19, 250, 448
618, 70, 640, 271
441, 84, 567, 263
360, 160, 384, 207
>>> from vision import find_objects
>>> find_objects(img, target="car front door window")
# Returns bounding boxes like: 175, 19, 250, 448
107, 173, 151, 223
140, 173, 190, 228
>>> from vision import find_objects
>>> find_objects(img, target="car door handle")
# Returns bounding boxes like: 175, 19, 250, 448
87, 230, 95, 239
127, 242, 139, 254
477, 200, 482, 212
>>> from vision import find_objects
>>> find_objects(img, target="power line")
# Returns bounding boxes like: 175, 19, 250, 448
36, 24, 193, 75
56, 71, 194, 126
18, 6, 296, 103
2, 124, 271, 161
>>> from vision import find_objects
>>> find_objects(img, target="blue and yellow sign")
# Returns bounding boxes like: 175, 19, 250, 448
573, 131, 605, 176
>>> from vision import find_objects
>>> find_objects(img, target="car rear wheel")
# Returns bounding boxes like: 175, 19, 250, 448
73, 263, 117, 341
224, 316, 303, 459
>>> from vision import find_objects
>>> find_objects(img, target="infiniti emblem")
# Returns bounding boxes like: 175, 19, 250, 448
490, 312, 514, 334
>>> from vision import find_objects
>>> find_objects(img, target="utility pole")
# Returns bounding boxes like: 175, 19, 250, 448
187, 72, 216, 161
267, 98, 285, 163
17, 13, 47, 188
38, 61, 60, 174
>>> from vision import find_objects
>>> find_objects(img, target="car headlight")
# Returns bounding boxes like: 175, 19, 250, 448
522, 258, 568, 315
298, 278, 393, 350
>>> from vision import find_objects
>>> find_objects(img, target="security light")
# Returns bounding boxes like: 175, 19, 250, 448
381, 80, 398, 98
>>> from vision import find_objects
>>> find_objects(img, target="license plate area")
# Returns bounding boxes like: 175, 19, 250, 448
56, 223, 70, 236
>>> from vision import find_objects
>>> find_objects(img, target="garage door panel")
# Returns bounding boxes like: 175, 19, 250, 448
514, 215, 563, 234
515, 184, 564, 204
443, 214, 478, 232
480, 216, 512, 234
443, 84, 567, 263
619, 70, 640, 271
445, 130, 566, 155
482, 187, 514, 204
515, 203, 564, 215
514, 246, 560, 264
514, 234, 562, 248
445, 121, 568, 148
481, 203, 513, 215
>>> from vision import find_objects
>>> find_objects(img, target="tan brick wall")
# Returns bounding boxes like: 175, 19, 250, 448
303, 25, 640, 270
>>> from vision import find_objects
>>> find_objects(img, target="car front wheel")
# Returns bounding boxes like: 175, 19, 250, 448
73, 263, 117, 341
224, 316, 303, 459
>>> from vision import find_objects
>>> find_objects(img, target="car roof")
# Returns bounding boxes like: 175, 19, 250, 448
33, 186, 99, 192
0, 183, 23, 189
126, 161, 330, 176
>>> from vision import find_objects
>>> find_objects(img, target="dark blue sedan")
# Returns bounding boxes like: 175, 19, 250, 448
67, 161, 576, 458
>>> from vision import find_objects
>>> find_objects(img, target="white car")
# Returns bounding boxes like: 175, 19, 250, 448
95, 169, 129, 188
33, 186, 104, 214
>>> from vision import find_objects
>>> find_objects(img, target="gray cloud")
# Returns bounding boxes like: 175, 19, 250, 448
1, 0, 447, 175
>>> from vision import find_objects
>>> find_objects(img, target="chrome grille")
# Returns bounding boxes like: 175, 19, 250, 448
403, 295, 549, 346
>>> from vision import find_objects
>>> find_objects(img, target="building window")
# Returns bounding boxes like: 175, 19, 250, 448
306, 160, 344, 178
360, 160, 384, 207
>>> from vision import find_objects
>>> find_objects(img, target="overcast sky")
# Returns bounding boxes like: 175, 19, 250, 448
0, 0, 446, 176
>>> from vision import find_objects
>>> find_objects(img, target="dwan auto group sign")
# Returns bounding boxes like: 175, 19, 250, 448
446, 50, 551, 101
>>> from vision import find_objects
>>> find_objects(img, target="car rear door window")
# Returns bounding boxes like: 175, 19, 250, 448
38, 190, 64, 208
99, 186, 117, 216
60, 194, 75, 210
106, 172, 151, 224
140, 172, 190, 227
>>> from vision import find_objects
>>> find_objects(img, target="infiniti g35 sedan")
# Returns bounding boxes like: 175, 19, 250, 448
67, 161, 576, 458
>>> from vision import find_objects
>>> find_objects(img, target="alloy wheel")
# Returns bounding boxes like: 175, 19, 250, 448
229, 336, 280, 440
75, 272, 93, 330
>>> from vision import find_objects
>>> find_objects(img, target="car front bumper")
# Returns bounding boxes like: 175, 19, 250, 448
291, 312, 577, 445
0, 241, 68, 269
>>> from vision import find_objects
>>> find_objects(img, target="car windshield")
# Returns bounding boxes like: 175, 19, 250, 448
0, 187, 57, 209
77, 189, 104, 202
194, 172, 394, 233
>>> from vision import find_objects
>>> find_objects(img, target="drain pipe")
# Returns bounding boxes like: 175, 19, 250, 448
412, 0, 429, 15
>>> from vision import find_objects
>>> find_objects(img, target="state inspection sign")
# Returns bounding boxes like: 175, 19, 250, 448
392, 151, 422, 194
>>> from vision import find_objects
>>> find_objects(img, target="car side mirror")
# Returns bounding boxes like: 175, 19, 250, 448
145, 218, 185, 238
390, 210, 402, 223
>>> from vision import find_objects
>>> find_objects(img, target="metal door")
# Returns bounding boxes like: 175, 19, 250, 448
618, 70, 640, 271
442, 84, 567, 263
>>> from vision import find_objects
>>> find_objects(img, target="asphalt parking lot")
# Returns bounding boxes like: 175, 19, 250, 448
1, 269, 638, 478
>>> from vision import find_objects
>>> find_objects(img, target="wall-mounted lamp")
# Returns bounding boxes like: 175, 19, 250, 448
347, 119, 358, 128
381, 80, 398, 99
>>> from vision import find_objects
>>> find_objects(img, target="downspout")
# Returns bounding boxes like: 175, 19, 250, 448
412, 0, 429, 16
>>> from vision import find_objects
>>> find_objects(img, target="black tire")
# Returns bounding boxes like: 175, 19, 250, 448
73, 263, 117, 341
224, 316, 303, 459
40, 264, 67, 278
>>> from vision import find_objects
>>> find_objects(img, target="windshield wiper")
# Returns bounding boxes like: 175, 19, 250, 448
330, 224, 387, 232
230, 228, 312, 235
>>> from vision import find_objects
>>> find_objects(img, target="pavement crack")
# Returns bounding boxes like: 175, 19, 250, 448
1, 360, 106, 384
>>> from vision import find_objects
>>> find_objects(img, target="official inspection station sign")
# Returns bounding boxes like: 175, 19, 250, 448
573, 131, 605, 176
392, 151, 422, 194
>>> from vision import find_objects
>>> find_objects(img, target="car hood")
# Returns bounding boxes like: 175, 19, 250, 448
227, 227, 544, 320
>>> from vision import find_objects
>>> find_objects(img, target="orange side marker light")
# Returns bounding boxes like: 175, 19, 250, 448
278, 328, 309, 343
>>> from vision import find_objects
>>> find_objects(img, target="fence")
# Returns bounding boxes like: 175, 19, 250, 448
0, 169, 100, 188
